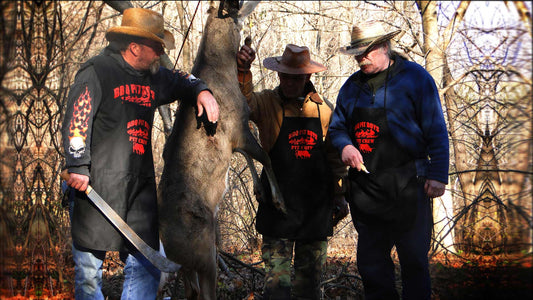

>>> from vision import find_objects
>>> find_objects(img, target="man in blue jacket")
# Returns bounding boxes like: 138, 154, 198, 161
329, 21, 449, 300
61, 8, 218, 299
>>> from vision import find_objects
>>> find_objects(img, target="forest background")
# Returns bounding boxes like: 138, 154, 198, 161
0, 1, 531, 299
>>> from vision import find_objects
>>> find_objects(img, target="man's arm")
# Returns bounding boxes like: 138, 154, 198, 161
417, 69, 450, 185
328, 86, 364, 170
156, 69, 219, 123
61, 66, 101, 191
236, 44, 256, 101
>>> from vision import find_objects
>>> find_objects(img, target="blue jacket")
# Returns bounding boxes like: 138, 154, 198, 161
329, 54, 449, 184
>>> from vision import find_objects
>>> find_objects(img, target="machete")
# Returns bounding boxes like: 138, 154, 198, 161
60, 170, 181, 273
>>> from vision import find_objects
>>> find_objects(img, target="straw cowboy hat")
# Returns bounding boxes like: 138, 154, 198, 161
263, 44, 327, 75
106, 7, 175, 50
339, 21, 401, 56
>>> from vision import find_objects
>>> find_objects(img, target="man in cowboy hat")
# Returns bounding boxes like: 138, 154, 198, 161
329, 20, 449, 299
237, 43, 348, 299
61, 7, 218, 299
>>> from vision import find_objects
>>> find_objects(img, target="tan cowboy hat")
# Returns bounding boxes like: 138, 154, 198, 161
339, 21, 401, 56
263, 44, 327, 75
106, 8, 175, 50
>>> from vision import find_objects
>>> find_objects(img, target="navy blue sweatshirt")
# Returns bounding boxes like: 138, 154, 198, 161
329, 54, 449, 184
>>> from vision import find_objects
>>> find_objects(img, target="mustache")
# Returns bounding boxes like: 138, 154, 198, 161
358, 61, 371, 66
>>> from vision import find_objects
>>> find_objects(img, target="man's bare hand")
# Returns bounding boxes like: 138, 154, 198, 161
236, 44, 256, 71
424, 179, 446, 198
341, 144, 364, 171
197, 90, 219, 123
67, 173, 90, 192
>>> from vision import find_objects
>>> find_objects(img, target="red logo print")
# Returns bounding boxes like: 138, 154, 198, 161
288, 129, 317, 159
127, 119, 150, 155
114, 84, 154, 107
354, 122, 379, 153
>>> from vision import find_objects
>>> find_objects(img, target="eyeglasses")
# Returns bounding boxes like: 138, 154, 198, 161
138, 39, 165, 56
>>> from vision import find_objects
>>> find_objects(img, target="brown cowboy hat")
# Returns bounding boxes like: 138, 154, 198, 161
339, 21, 401, 56
263, 44, 326, 75
106, 8, 175, 50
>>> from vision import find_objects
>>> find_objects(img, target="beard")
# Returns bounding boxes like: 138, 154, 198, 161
149, 58, 161, 75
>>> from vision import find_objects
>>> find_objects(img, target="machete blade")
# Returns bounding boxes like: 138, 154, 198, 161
61, 170, 180, 273
85, 187, 181, 273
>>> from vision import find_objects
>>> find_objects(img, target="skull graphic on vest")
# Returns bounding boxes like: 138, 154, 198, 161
68, 86, 92, 158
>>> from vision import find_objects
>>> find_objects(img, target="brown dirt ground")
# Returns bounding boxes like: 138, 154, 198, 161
98, 251, 533, 300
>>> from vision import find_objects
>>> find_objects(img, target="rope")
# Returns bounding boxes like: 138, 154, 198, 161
174, 0, 201, 69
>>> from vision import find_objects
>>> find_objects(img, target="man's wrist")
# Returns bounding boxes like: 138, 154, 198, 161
67, 166, 90, 177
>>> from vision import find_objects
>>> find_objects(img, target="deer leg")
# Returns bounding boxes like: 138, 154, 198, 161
233, 148, 263, 200
234, 130, 287, 214
198, 248, 217, 300
182, 269, 200, 300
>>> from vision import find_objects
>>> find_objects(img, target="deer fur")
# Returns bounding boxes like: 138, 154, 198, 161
158, 1, 284, 299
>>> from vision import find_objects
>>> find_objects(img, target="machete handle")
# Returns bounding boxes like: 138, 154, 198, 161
60, 169, 93, 193
60, 169, 70, 181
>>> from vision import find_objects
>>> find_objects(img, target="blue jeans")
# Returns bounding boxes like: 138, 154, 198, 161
353, 185, 433, 300
66, 184, 160, 300
72, 245, 160, 300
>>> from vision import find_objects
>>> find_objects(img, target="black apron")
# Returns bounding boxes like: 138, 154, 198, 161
71, 53, 159, 251
256, 103, 334, 240
347, 100, 419, 232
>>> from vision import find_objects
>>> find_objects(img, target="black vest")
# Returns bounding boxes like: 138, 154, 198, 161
71, 52, 160, 251
256, 103, 334, 240
347, 93, 419, 232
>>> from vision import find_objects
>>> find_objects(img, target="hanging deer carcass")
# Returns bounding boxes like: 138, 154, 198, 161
157, 1, 284, 299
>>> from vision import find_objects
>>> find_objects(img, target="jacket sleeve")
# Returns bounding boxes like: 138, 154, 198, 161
238, 69, 283, 151
417, 71, 449, 184
238, 69, 254, 100
155, 68, 211, 106
238, 68, 261, 121
61, 65, 102, 177
328, 85, 355, 158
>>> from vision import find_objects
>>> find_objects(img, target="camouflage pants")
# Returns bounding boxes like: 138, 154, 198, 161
261, 236, 327, 300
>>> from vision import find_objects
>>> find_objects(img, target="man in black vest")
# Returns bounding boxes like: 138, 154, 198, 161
61, 8, 218, 299
237, 44, 348, 299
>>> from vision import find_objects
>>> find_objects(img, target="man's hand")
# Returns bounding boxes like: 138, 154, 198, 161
332, 195, 349, 226
236, 44, 256, 71
197, 90, 219, 123
424, 179, 446, 198
67, 172, 90, 192
341, 144, 364, 171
